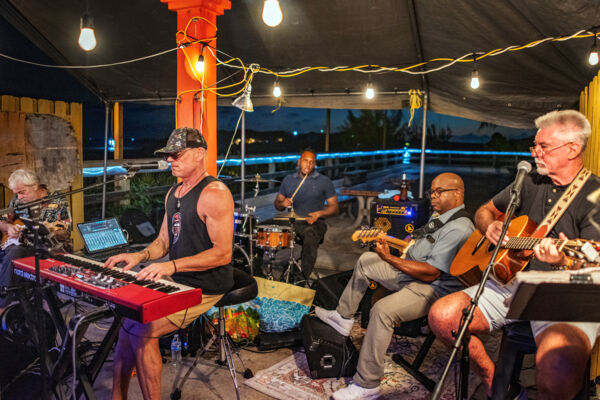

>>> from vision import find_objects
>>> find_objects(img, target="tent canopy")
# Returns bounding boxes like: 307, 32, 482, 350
1, 0, 600, 128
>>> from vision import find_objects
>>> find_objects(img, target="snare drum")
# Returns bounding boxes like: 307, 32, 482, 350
255, 225, 291, 249
234, 212, 257, 238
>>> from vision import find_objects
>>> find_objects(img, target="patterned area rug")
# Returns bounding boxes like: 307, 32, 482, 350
246, 326, 498, 400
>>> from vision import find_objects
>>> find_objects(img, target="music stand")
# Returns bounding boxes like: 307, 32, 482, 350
507, 281, 600, 322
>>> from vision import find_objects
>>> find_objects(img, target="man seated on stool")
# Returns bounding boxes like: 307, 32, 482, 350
315, 173, 474, 400
105, 127, 234, 400
274, 149, 338, 283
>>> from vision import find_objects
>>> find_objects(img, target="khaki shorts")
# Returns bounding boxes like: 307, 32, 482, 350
166, 293, 223, 329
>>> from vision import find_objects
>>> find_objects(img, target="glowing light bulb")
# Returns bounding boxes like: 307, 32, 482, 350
365, 83, 375, 99
262, 0, 283, 27
195, 55, 205, 74
470, 70, 480, 89
273, 82, 281, 97
589, 46, 599, 66
78, 15, 96, 51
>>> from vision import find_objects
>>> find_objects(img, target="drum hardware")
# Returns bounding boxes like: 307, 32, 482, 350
279, 216, 306, 285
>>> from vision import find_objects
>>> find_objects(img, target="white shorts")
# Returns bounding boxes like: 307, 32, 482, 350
463, 278, 600, 347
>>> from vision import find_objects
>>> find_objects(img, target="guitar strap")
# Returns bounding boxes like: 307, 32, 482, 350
410, 208, 473, 243
533, 167, 592, 235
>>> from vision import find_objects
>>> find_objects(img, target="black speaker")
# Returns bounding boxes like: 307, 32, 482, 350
301, 315, 358, 379
312, 270, 352, 310
370, 198, 430, 238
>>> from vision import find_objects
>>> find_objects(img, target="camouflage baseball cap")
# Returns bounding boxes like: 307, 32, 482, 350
154, 127, 207, 155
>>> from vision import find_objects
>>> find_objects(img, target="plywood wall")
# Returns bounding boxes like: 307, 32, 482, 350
0, 95, 84, 250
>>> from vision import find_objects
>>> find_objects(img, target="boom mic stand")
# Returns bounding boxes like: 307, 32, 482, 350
0, 170, 137, 398
432, 188, 522, 400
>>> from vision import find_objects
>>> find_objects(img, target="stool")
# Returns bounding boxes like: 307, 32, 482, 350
491, 321, 590, 400
171, 269, 258, 400
391, 317, 436, 391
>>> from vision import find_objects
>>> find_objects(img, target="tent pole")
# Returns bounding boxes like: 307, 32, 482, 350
101, 101, 110, 218
240, 111, 246, 211
418, 92, 428, 198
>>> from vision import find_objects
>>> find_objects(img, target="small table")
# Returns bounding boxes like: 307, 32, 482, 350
339, 189, 381, 228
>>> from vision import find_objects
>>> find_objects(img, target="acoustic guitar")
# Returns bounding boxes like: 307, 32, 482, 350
449, 215, 600, 285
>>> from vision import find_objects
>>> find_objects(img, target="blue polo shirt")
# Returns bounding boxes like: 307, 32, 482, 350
278, 171, 336, 216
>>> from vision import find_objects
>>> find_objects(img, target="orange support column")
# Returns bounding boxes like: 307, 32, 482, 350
161, 0, 231, 176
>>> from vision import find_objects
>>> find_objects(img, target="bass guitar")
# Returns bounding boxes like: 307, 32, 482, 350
1, 219, 24, 249
450, 215, 600, 285
351, 228, 413, 258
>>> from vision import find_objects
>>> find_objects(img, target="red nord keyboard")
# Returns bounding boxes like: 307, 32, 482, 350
12, 253, 203, 323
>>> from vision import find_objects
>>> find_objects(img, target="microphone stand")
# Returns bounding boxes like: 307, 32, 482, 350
432, 188, 522, 400
0, 170, 138, 397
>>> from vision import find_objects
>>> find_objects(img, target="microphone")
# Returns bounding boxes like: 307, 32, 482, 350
511, 160, 532, 196
123, 160, 169, 171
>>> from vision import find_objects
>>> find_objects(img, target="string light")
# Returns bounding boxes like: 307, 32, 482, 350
78, 14, 96, 51
195, 46, 205, 74
589, 31, 599, 66
262, 0, 283, 27
273, 80, 281, 97
470, 54, 480, 89
365, 81, 375, 99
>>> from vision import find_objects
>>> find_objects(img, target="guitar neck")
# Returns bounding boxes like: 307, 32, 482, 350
505, 236, 567, 250
384, 235, 410, 251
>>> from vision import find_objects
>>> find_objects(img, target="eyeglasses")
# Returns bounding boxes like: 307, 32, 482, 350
529, 142, 572, 157
161, 149, 189, 161
425, 188, 458, 199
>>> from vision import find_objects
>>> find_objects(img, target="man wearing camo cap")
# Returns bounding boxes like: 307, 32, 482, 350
107, 126, 234, 399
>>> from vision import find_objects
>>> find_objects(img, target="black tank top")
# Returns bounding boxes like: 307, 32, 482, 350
166, 175, 233, 294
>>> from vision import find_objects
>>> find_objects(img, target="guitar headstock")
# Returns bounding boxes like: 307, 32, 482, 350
351, 227, 386, 244
563, 239, 600, 263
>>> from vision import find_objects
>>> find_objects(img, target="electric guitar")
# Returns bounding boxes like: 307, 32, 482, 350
449, 215, 600, 285
1, 219, 24, 249
351, 228, 413, 258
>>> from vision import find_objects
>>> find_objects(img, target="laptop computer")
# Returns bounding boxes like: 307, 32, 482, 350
77, 218, 132, 261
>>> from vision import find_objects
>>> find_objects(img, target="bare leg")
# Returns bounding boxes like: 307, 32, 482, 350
535, 323, 591, 400
112, 317, 179, 400
428, 292, 494, 392
112, 327, 136, 400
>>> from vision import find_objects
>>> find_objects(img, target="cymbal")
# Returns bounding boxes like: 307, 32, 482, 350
273, 210, 307, 221
234, 174, 279, 183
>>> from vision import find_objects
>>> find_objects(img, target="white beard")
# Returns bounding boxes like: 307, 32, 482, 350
534, 158, 548, 175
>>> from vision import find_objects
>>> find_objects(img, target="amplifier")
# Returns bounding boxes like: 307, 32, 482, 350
301, 315, 358, 379
370, 198, 430, 238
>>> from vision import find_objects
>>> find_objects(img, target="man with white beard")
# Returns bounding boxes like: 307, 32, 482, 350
429, 110, 600, 400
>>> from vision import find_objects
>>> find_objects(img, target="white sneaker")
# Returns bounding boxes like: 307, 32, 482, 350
314, 306, 354, 336
332, 383, 381, 400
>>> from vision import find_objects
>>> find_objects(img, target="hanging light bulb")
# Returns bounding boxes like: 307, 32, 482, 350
195, 53, 205, 74
470, 69, 480, 89
78, 14, 97, 51
365, 82, 375, 99
589, 32, 599, 66
273, 80, 281, 98
262, 0, 283, 27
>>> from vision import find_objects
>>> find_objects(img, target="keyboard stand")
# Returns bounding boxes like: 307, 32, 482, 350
14, 284, 122, 399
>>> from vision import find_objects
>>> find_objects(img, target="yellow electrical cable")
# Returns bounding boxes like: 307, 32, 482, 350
407, 89, 422, 127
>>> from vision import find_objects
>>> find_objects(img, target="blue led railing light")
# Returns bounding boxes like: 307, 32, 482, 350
83, 148, 532, 177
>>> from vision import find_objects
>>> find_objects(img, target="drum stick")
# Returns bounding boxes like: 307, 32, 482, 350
290, 173, 308, 202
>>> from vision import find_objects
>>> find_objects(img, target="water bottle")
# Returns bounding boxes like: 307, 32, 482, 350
171, 334, 182, 366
